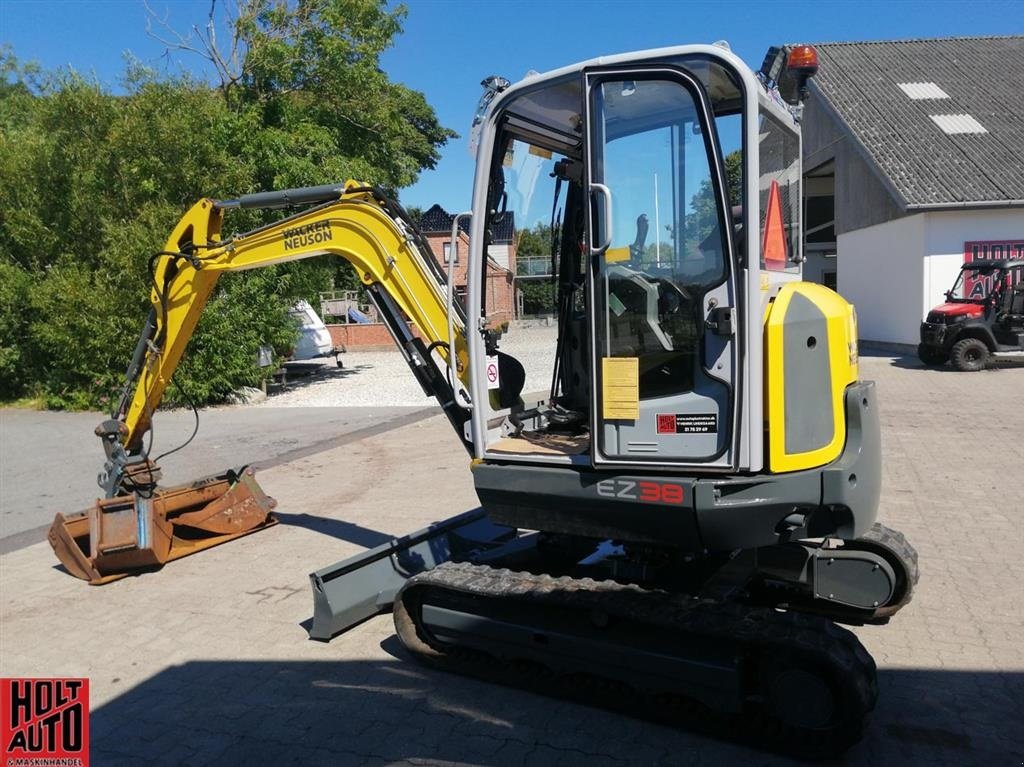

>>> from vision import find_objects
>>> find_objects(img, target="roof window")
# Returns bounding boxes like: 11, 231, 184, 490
929, 113, 988, 135
897, 82, 950, 99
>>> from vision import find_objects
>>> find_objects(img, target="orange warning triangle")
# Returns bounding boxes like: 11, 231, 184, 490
762, 180, 788, 271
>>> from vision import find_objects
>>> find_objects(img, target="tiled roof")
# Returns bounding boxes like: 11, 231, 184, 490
415, 204, 515, 241
810, 36, 1024, 208
416, 204, 468, 234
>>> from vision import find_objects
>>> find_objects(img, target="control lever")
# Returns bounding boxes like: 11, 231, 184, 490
630, 214, 649, 260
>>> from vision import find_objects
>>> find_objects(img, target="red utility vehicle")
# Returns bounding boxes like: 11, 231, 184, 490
919, 259, 1024, 370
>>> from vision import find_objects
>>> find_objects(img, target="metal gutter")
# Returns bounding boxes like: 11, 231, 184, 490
906, 199, 1024, 211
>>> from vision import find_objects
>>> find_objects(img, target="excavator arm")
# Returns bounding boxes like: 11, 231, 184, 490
100, 181, 472, 489
53, 181, 474, 584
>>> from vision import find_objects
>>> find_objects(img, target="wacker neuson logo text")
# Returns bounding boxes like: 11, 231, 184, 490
283, 221, 333, 250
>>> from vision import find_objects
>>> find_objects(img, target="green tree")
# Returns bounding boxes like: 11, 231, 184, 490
684, 148, 743, 248
0, 1, 454, 409
515, 223, 556, 315
0, 262, 32, 399
518, 280, 556, 316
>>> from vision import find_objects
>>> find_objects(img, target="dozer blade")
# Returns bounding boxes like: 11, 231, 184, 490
308, 508, 515, 641
49, 468, 277, 585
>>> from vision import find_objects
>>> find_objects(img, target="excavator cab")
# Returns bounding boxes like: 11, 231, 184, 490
467, 56, 747, 470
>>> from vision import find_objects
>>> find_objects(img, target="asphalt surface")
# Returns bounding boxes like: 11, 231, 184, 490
0, 405, 431, 550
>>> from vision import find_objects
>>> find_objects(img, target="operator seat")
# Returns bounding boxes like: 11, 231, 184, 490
1008, 283, 1024, 317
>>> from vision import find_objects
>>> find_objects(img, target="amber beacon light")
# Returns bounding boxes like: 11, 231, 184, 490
758, 43, 820, 105
786, 44, 820, 75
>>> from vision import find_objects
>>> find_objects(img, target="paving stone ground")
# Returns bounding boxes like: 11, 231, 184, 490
1, 353, 1022, 766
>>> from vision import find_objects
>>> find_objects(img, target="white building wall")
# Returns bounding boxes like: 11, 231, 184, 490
836, 208, 1024, 345
837, 214, 925, 345
487, 243, 510, 270
922, 209, 1024, 312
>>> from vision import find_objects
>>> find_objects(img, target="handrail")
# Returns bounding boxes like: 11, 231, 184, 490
449, 212, 473, 405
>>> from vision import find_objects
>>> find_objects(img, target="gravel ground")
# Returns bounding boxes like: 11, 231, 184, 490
260, 323, 560, 407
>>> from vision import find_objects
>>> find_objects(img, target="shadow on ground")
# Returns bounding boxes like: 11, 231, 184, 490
267, 361, 375, 395
887, 355, 1024, 372
857, 349, 1024, 372
90, 653, 1024, 766
273, 511, 393, 550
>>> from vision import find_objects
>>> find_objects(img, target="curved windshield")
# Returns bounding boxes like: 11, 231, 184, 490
950, 268, 1001, 301
599, 80, 727, 292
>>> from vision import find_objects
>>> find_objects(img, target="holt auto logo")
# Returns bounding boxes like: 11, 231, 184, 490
1, 678, 89, 767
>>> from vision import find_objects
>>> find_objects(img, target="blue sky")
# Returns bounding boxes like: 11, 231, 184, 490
3, 0, 1022, 212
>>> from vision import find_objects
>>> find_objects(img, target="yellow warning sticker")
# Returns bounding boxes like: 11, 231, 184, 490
602, 357, 639, 420
605, 246, 630, 263
528, 144, 553, 159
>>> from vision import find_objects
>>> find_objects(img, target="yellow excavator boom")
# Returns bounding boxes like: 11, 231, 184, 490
123, 181, 469, 451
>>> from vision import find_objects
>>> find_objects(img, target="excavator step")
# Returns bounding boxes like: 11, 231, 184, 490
393, 561, 878, 760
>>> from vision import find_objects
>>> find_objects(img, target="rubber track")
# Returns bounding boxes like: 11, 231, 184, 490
395, 561, 879, 759
857, 522, 920, 619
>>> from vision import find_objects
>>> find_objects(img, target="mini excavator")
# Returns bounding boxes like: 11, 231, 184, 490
50, 42, 918, 757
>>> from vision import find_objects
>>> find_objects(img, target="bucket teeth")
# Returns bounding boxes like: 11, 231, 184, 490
49, 468, 277, 585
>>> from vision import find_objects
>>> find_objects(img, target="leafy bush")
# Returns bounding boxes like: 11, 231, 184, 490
518, 280, 557, 316
0, 0, 454, 409
0, 262, 32, 399
172, 269, 298, 405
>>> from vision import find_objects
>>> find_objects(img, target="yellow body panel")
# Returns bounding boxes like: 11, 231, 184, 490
123, 182, 468, 451
764, 282, 859, 473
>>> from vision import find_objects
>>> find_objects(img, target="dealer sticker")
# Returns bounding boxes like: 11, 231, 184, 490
1, 678, 89, 767
657, 413, 718, 434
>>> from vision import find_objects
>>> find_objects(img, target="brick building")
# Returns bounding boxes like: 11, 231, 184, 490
416, 204, 518, 326
326, 204, 518, 350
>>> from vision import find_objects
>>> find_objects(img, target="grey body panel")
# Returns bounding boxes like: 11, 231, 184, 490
478, 381, 881, 551
813, 548, 895, 609
472, 463, 703, 550
602, 377, 730, 460
820, 381, 881, 540
783, 291, 834, 454
703, 280, 735, 388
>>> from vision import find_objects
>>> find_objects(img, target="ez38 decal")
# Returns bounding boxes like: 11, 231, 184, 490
596, 479, 686, 505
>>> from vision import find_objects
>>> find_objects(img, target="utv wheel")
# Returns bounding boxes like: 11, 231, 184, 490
917, 343, 948, 366
950, 337, 989, 372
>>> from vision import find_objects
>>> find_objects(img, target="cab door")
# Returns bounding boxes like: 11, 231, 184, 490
585, 68, 740, 468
